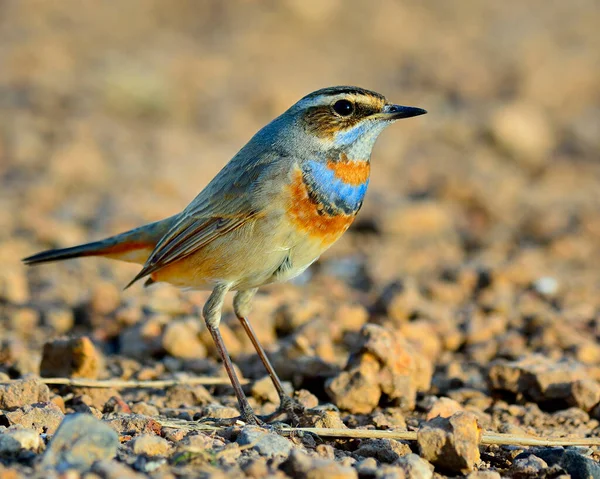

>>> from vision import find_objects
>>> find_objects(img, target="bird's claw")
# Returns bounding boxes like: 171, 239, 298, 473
259, 395, 307, 426
195, 412, 265, 428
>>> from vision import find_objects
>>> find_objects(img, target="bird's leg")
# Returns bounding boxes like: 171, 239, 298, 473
201, 284, 261, 426
234, 289, 306, 425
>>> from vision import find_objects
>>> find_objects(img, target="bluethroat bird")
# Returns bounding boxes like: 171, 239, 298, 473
24, 86, 426, 425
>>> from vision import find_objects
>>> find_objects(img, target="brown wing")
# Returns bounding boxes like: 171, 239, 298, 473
124, 212, 260, 288
125, 150, 286, 288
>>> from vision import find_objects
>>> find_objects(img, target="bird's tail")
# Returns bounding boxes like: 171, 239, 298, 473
23, 215, 177, 266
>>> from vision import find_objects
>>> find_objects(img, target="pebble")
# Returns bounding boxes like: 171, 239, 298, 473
517, 448, 600, 479
103, 414, 162, 437
0, 427, 42, 454
162, 318, 207, 359
130, 402, 159, 417
512, 454, 548, 476
236, 426, 294, 458
326, 352, 381, 413
91, 459, 146, 479
567, 379, 600, 412
250, 375, 280, 404
8, 308, 39, 335
394, 453, 434, 479
89, 281, 121, 315
490, 102, 554, 168
417, 411, 482, 474
426, 397, 463, 420
326, 324, 432, 413
280, 449, 358, 479
355, 457, 378, 476
41, 413, 119, 472
355, 439, 411, 464
466, 472, 501, 479
43, 308, 75, 334
2, 402, 64, 434
40, 336, 102, 379
0, 268, 29, 304
0, 377, 50, 409
488, 355, 588, 403
131, 434, 171, 456
164, 383, 213, 408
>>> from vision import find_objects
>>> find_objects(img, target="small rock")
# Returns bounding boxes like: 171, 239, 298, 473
41, 413, 119, 472
394, 453, 434, 479
355, 439, 411, 463
130, 402, 159, 417
0, 427, 43, 455
523, 448, 600, 479
161, 427, 186, 443
250, 375, 279, 404
0, 428, 42, 453
426, 397, 463, 420
0, 435, 22, 455
131, 434, 171, 456
512, 454, 548, 476
164, 384, 213, 408
50, 394, 66, 413
306, 409, 347, 429
104, 414, 162, 437
181, 432, 213, 450
333, 303, 369, 332
236, 426, 294, 457
92, 460, 146, 479
280, 449, 358, 479
533, 277, 559, 296
355, 457, 378, 476
326, 324, 432, 413
2, 402, 64, 434
44, 308, 75, 334
316, 444, 335, 460
0, 338, 40, 376
295, 389, 319, 410
560, 449, 600, 479
103, 396, 132, 414
488, 355, 588, 403
567, 379, 600, 412
8, 308, 39, 335
466, 472, 501, 479
73, 388, 121, 410
162, 318, 207, 359
417, 411, 482, 474
326, 353, 381, 413
89, 281, 121, 315
0, 268, 29, 304
40, 336, 102, 379
0, 377, 50, 409
118, 319, 164, 359
371, 408, 407, 429
490, 102, 554, 168
194, 405, 239, 421
242, 457, 270, 478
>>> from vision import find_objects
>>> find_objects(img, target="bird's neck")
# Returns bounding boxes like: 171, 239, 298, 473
300, 152, 370, 216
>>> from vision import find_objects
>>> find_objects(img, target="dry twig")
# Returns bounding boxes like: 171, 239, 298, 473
157, 419, 600, 448
0, 377, 247, 388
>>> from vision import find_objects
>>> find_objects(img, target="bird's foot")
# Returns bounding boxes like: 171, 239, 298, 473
195, 410, 265, 427
260, 395, 307, 426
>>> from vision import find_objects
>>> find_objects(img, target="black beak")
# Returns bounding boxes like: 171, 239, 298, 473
383, 104, 427, 119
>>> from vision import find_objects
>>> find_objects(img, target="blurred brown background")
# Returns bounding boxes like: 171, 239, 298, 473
0, 0, 599, 361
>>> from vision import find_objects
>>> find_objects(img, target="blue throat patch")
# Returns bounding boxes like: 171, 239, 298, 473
301, 160, 369, 215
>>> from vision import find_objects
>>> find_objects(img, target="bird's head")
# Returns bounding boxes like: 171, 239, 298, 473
284, 86, 426, 158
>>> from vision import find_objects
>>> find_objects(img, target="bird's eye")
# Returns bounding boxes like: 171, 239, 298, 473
332, 99, 355, 117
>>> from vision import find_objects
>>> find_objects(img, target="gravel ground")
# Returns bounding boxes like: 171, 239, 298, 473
1, 1, 599, 478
